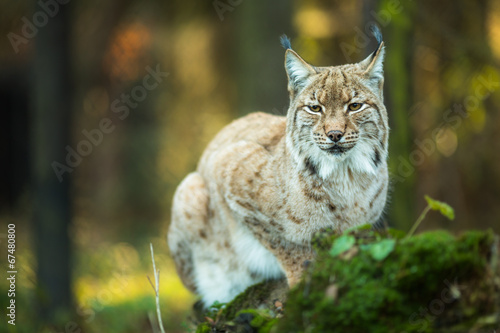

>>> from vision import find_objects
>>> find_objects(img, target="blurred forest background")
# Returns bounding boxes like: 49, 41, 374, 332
1, 0, 500, 332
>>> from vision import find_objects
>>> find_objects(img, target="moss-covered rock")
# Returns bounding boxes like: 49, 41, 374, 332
192, 279, 287, 333
193, 228, 500, 333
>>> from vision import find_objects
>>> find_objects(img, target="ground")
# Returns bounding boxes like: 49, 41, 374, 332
192, 226, 500, 333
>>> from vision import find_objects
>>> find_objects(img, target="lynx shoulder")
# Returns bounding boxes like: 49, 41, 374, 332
168, 26, 389, 306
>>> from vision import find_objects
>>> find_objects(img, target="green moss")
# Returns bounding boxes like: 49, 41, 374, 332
195, 322, 212, 333
278, 229, 498, 333
236, 309, 279, 332
222, 279, 286, 320
192, 279, 287, 332
193, 228, 499, 333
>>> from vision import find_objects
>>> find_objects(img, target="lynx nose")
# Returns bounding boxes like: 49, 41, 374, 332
327, 130, 344, 143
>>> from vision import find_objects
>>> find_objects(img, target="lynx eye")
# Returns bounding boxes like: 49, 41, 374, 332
348, 103, 363, 111
308, 105, 322, 113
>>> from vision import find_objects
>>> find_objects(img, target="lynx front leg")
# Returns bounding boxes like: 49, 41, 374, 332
276, 246, 315, 288
239, 218, 315, 288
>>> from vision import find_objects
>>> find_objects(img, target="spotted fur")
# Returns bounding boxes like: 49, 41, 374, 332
168, 28, 389, 306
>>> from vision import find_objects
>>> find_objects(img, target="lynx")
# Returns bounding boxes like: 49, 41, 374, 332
168, 26, 389, 306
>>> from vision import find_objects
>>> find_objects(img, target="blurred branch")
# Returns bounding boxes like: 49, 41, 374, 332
148, 312, 160, 333
148, 243, 166, 333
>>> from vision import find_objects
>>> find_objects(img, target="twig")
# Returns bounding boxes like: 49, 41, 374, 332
149, 243, 166, 333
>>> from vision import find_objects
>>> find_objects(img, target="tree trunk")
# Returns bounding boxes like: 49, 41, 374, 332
380, 0, 416, 229
235, 1, 293, 117
32, 1, 73, 325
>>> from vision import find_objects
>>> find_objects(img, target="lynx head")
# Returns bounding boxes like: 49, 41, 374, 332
281, 26, 389, 180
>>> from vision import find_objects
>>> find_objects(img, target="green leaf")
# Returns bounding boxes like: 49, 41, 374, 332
359, 244, 372, 251
368, 239, 396, 261
329, 235, 356, 257
424, 195, 455, 220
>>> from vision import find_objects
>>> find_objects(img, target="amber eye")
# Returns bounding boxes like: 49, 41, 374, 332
348, 103, 363, 111
308, 105, 322, 112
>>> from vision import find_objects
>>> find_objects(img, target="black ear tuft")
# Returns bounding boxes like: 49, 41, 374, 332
358, 24, 385, 96
369, 24, 383, 48
280, 34, 292, 50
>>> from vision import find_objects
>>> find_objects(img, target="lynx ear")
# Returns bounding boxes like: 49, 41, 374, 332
281, 35, 316, 93
358, 25, 385, 96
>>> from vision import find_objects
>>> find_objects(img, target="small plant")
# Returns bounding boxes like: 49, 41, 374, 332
329, 227, 397, 262
328, 195, 455, 262
203, 301, 226, 329
406, 195, 455, 239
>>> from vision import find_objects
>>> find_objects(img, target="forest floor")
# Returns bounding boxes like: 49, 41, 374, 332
191, 226, 500, 333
